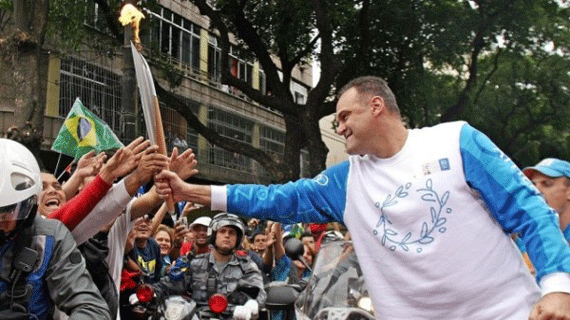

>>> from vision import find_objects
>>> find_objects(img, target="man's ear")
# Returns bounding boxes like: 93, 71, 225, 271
371, 96, 385, 116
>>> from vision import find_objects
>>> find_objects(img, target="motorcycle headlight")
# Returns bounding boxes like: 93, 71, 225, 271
208, 293, 228, 314
136, 284, 155, 303
357, 297, 374, 314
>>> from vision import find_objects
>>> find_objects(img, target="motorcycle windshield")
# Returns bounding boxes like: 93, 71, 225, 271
295, 240, 375, 320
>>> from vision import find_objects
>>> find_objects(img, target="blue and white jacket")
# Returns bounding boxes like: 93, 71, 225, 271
0, 216, 110, 320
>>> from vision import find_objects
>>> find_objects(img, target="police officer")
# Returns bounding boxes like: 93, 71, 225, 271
0, 139, 110, 320
155, 212, 266, 320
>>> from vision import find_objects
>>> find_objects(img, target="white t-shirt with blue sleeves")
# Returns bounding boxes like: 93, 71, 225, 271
211, 121, 570, 320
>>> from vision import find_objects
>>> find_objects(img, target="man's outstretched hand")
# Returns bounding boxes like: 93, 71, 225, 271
154, 170, 187, 202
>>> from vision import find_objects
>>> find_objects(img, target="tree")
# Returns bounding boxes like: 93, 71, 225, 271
171, 0, 570, 178
349, 0, 570, 166
162, 0, 375, 181
2, 0, 569, 177
0, 0, 50, 161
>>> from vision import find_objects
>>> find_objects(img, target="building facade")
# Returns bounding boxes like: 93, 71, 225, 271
6, 0, 347, 184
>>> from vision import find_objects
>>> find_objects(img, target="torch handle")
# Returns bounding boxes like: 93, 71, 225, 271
153, 96, 176, 214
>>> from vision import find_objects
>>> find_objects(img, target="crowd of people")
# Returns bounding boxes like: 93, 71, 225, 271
0, 134, 327, 320
0, 75, 570, 320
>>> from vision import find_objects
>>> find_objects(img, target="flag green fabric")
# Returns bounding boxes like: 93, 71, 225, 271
51, 98, 124, 159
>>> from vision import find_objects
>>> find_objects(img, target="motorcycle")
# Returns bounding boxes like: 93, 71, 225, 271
264, 236, 375, 320
295, 239, 375, 320
264, 238, 311, 319
129, 281, 262, 320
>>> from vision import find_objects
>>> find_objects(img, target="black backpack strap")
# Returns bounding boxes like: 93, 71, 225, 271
0, 225, 37, 318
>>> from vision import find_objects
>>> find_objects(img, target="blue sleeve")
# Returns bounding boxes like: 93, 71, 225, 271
460, 123, 570, 281
271, 255, 293, 282
227, 161, 350, 224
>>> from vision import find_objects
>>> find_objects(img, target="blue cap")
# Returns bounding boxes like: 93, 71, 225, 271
523, 158, 570, 179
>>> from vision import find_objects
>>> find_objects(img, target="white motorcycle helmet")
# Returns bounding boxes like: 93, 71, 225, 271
0, 139, 41, 242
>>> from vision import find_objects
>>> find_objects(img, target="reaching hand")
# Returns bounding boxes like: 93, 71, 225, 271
132, 145, 169, 186
75, 150, 107, 179
169, 147, 198, 180
62, 150, 108, 198
100, 137, 151, 183
529, 292, 570, 320
248, 218, 260, 229
173, 223, 189, 247
154, 170, 211, 206
265, 231, 277, 247
181, 201, 197, 215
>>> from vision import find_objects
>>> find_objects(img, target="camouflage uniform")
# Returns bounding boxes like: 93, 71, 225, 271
155, 250, 266, 307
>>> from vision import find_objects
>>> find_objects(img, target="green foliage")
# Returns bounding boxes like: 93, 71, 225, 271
210, 0, 317, 63
0, 0, 13, 10
35, 0, 570, 169
335, 0, 570, 164
46, 0, 119, 52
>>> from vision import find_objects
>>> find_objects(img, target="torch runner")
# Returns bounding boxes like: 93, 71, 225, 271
119, 4, 176, 215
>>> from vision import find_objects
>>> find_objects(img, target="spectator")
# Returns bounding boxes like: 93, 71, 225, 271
301, 231, 315, 251
180, 216, 212, 257
263, 222, 312, 320
42, 137, 155, 320
523, 158, 570, 239
128, 215, 163, 283
154, 224, 175, 276
293, 243, 315, 280
251, 231, 269, 255
309, 223, 328, 251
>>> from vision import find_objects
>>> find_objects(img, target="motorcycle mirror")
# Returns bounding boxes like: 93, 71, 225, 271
265, 286, 300, 309
236, 284, 260, 300
284, 238, 304, 260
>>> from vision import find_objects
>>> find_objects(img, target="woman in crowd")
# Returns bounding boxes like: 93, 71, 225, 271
154, 224, 175, 276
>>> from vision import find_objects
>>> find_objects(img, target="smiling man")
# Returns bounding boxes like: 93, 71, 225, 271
129, 215, 163, 283
180, 216, 211, 257
39, 172, 68, 215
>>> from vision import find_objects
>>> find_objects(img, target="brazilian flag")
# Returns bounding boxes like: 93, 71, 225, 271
51, 98, 124, 159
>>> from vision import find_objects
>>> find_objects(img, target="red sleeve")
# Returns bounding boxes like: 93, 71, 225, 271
48, 175, 112, 230
180, 242, 192, 256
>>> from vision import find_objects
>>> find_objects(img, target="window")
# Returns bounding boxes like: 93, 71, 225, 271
208, 37, 221, 82
207, 106, 253, 171
260, 126, 284, 156
148, 7, 201, 71
259, 71, 266, 95
59, 58, 123, 135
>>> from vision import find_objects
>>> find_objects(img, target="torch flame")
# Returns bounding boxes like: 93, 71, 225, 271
119, 4, 145, 49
